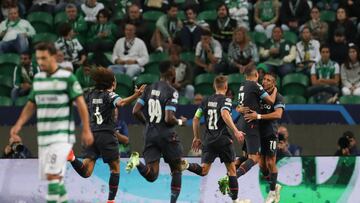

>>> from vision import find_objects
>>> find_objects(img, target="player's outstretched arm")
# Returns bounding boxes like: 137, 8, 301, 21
262, 87, 277, 105
10, 101, 36, 140
192, 114, 202, 152
221, 109, 244, 143
244, 108, 284, 122
116, 85, 146, 107
132, 102, 146, 125
75, 96, 94, 146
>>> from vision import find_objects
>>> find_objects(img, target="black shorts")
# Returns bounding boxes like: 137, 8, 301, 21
237, 117, 261, 155
83, 131, 119, 163
143, 127, 183, 164
202, 136, 235, 164
260, 134, 278, 156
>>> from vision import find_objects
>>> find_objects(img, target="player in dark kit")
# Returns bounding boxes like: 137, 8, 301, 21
126, 61, 187, 203
243, 73, 285, 203
67, 67, 146, 203
180, 76, 245, 203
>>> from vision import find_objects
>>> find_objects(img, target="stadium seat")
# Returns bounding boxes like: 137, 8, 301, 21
144, 63, 160, 75
180, 52, 195, 63
227, 73, 245, 95
284, 95, 307, 104
194, 73, 216, 96
0, 96, 12, 106
320, 10, 336, 22
31, 33, 57, 46
0, 53, 20, 77
283, 31, 298, 44
178, 96, 191, 105
113, 11, 125, 22
115, 74, 133, 97
339, 96, 360, 104
143, 10, 165, 21
27, 12, 54, 33
203, 0, 221, 10
135, 74, 160, 87
281, 73, 309, 96
14, 96, 28, 106
252, 32, 267, 45
148, 52, 169, 65
177, 10, 186, 21
54, 12, 67, 27
198, 10, 217, 21
0, 75, 12, 97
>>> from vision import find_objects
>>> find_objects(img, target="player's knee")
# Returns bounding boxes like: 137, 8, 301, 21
146, 173, 158, 182
46, 174, 61, 181
201, 166, 209, 176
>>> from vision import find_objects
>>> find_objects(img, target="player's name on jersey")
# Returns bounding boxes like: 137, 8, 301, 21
151, 90, 161, 97
92, 98, 103, 104
208, 102, 218, 108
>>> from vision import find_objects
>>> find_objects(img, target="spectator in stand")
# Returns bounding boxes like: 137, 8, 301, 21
179, 7, 207, 51
75, 60, 95, 91
305, 6, 329, 44
56, 49, 73, 72
226, 0, 251, 30
194, 29, 224, 75
330, 29, 348, 65
228, 26, 259, 74
280, 0, 310, 32
55, 23, 86, 70
64, 3, 88, 44
278, 125, 302, 156
143, 0, 170, 12
11, 53, 39, 103
334, 136, 351, 156
343, 131, 360, 155
309, 44, 340, 103
29, 0, 56, 13
169, 45, 195, 100
259, 26, 296, 78
0, 0, 25, 20
151, 3, 182, 52
55, 0, 84, 12
341, 44, 360, 96
87, 8, 117, 67
339, 0, 360, 27
296, 27, 321, 74
210, 3, 237, 52
81, 0, 104, 23
254, 0, 280, 39
0, 6, 35, 54
276, 131, 292, 161
118, 4, 150, 47
316, 0, 338, 11
328, 7, 357, 44
109, 23, 149, 78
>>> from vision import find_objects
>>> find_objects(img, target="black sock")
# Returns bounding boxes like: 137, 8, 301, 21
187, 163, 203, 176
137, 162, 157, 182
170, 172, 182, 203
236, 159, 256, 178
261, 167, 270, 180
108, 173, 119, 200
70, 159, 88, 178
228, 176, 238, 200
269, 173, 278, 191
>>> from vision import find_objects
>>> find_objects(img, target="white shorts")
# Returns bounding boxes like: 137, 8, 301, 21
38, 142, 73, 180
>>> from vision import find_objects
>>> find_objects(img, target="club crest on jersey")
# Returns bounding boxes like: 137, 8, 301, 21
73, 81, 82, 94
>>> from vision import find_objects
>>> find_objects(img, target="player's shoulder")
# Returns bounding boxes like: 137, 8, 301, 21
53, 69, 73, 78
276, 93, 285, 102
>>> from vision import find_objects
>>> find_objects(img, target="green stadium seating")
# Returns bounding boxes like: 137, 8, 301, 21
32, 33, 57, 46
227, 73, 245, 95
113, 11, 125, 22
0, 75, 12, 97
194, 73, 216, 96
198, 10, 217, 21
203, 0, 221, 10
180, 52, 195, 63
148, 52, 169, 64
320, 10, 336, 22
27, 12, 54, 33
283, 31, 298, 44
252, 32, 267, 45
135, 74, 160, 87
284, 95, 307, 104
14, 96, 28, 106
281, 73, 309, 96
0, 96, 12, 106
115, 74, 133, 97
178, 96, 191, 105
144, 63, 160, 75
307, 96, 316, 104
143, 10, 165, 21
177, 10, 186, 21
54, 12, 67, 27
0, 54, 19, 77
339, 96, 360, 104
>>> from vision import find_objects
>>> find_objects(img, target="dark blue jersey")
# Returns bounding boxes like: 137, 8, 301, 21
259, 93, 285, 136
238, 80, 269, 114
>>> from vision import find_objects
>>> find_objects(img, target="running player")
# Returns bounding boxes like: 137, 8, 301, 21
67, 67, 145, 203
181, 75, 245, 203
243, 73, 284, 203
126, 61, 187, 203
10, 42, 94, 203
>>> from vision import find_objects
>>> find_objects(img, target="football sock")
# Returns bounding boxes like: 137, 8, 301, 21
237, 159, 256, 178
228, 176, 239, 200
260, 167, 270, 180
137, 162, 158, 182
108, 173, 120, 200
187, 163, 204, 176
47, 179, 60, 203
58, 180, 67, 203
170, 171, 182, 203
70, 158, 88, 178
269, 173, 278, 191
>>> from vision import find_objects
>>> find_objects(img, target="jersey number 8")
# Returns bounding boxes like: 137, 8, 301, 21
148, 99, 162, 123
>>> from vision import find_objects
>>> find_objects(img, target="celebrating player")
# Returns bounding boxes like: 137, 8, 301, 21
126, 61, 187, 203
181, 75, 246, 203
67, 67, 145, 203
10, 42, 94, 203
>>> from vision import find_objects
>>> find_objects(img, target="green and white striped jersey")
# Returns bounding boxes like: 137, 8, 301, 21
28, 68, 83, 147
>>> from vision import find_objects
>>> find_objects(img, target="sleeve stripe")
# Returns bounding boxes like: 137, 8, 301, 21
165, 106, 176, 112
137, 98, 145, 106
113, 97, 121, 107
260, 92, 269, 99
221, 106, 231, 112
224, 102, 232, 106
274, 104, 285, 109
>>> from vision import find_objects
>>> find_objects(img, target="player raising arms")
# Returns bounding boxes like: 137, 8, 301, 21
181, 76, 245, 203
243, 73, 285, 203
67, 67, 145, 203
126, 61, 187, 203
10, 42, 94, 203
